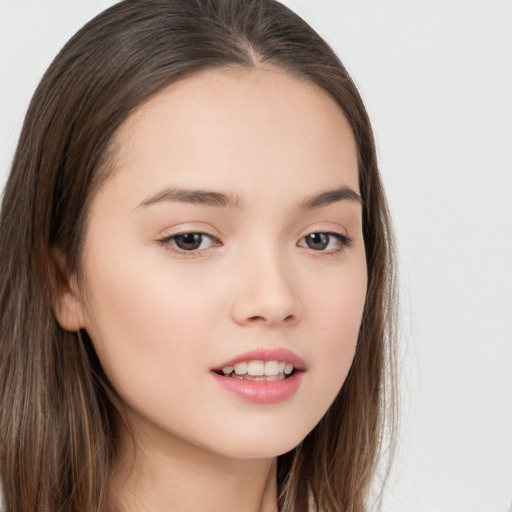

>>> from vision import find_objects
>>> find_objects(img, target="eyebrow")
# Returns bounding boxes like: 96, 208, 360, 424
138, 187, 242, 209
137, 185, 362, 210
299, 186, 363, 210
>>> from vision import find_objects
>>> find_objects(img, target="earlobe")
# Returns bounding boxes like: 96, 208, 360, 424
51, 249, 86, 332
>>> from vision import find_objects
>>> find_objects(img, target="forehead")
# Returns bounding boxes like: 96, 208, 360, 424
103, 66, 359, 204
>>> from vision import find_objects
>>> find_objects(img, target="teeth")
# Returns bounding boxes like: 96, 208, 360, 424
264, 360, 279, 375
221, 359, 296, 379
233, 362, 248, 375
234, 373, 286, 381
247, 360, 265, 376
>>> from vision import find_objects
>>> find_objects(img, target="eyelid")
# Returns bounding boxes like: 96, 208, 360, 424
155, 225, 352, 258
156, 229, 222, 257
297, 230, 352, 254
155, 222, 221, 245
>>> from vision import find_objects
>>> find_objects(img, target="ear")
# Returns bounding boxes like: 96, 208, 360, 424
51, 249, 86, 332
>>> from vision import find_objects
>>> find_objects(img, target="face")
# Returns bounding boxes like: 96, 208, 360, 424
63, 67, 367, 460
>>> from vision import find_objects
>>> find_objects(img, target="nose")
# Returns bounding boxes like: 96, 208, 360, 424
230, 249, 300, 327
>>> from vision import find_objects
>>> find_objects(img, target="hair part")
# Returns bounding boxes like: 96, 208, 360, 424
0, 1, 398, 511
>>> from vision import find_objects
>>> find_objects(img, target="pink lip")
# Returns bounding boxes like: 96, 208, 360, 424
212, 347, 307, 372
210, 371, 303, 404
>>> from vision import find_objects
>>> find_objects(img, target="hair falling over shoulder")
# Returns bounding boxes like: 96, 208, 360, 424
0, 1, 398, 511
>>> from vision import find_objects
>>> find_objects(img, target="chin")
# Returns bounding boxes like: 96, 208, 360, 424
203, 419, 313, 460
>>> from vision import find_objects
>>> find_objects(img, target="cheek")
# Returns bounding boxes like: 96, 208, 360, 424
79, 257, 225, 442
80, 249, 219, 389
307, 260, 367, 382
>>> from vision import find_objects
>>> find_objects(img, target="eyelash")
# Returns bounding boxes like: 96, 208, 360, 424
157, 230, 352, 258
157, 231, 219, 258
298, 232, 352, 254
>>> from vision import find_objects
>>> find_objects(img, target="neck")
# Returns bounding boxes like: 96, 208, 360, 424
109, 418, 278, 512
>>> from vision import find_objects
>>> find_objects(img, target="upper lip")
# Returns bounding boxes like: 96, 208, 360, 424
212, 347, 307, 372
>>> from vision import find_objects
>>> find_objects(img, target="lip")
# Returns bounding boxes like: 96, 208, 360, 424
212, 347, 307, 372
210, 371, 303, 404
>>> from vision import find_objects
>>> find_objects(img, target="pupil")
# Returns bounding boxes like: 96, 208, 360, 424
176, 233, 202, 250
306, 233, 329, 250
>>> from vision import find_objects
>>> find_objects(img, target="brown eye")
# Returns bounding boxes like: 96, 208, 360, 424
173, 233, 205, 251
159, 232, 218, 253
305, 233, 330, 250
298, 232, 352, 252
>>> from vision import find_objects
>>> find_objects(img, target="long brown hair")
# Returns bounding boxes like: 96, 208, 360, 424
0, 1, 397, 511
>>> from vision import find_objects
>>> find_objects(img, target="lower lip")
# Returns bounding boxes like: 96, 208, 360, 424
210, 371, 303, 404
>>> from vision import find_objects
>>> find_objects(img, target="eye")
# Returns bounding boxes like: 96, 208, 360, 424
158, 232, 219, 253
298, 232, 351, 252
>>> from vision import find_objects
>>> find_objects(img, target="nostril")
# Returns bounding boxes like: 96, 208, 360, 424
248, 315, 265, 323
247, 314, 296, 325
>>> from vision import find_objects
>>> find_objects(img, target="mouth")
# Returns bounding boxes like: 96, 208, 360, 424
214, 359, 298, 382
211, 348, 305, 403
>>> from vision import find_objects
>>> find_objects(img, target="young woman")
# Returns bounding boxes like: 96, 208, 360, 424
0, 1, 397, 511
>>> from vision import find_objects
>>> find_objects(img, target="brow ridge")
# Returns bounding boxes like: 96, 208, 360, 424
300, 186, 363, 210
138, 187, 241, 209
138, 185, 361, 210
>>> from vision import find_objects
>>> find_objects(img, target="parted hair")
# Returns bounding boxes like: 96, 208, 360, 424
0, 1, 397, 511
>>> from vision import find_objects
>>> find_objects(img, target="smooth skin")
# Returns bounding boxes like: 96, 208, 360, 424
55, 66, 367, 512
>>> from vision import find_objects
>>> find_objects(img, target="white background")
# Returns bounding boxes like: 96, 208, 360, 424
1, 1, 511, 511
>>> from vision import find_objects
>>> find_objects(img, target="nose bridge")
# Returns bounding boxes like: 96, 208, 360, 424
231, 241, 299, 326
